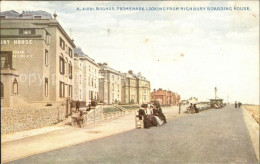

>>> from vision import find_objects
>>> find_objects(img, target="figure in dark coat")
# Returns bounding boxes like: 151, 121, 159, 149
156, 105, 167, 123
238, 102, 242, 108
179, 103, 181, 114
86, 102, 91, 111
193, 104, 199, 113
235, 101, 237, 108
139, 104, 152, 128
76, 100, 80, 112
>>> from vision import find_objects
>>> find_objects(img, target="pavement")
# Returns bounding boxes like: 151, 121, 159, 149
1, 105, 186, 163
2, 105, 258, 163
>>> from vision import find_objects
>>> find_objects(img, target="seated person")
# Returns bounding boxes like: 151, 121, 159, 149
188, 103, 193, 113
146, 105, 157, 127
155, 104, 167, 123
139, 104, 152, 128
138, 105, 146, 120
149, 105, 163, 126
193, 104, 199, 113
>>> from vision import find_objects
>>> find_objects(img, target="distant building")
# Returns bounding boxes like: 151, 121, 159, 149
74, 48, 99, 104
98, 63, 121, 105
0, 10, 75, 107
121, 70, 150, 104
150, 88, 180, 106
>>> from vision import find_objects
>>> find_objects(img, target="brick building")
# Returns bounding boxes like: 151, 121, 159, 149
150, 88, 181, 106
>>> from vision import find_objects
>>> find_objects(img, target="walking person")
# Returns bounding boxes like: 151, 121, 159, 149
86, 102, 91, 111
179, 103, 181, 114
235, 101, 237, 108
238, 102, 242, 108
76, 100, 80, 112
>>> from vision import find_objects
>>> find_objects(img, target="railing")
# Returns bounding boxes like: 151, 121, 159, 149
103, 111, 125, 120
85, 105, 103, 124
72, 104, 137, 127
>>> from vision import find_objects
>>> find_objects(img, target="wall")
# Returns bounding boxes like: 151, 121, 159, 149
1, 105, 66, 134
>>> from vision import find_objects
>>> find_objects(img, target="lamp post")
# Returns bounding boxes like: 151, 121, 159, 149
214, 87, 217, 100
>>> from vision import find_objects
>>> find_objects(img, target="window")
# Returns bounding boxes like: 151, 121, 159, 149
88, 77, 90, 86
64, 58, 68, 75
80, 75, 81, 84
0, 51, 12, 69
69, 48, 72, 57
59, 81, 65, 98
45, 33, 50, 45
19, 29, 35, 35
12, 78, 18, 94
65, 45, 68, 54
69, 62, 72, 79
45, 78, 48, 96
59, 54, 64, 74
59, 37, 65, 50
69, 85, 72, 98
45, 49, 48, 66
92, 78, 94, 87
0, 16, 6, 19
1, 82, 4, 98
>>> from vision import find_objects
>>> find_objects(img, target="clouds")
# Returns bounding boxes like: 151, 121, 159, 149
2, 1, 259, 104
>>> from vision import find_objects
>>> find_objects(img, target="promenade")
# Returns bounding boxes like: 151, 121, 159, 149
2, 105, 259, 163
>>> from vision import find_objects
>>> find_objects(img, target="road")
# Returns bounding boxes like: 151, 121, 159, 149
7, 105, 258, 164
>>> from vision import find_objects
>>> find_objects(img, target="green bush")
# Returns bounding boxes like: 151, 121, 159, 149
103, 107, 121, 113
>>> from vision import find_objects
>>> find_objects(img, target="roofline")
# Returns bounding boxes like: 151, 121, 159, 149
1, 19, 76, 48
100, 68, 120, 75
46, 21, 76, 48
80, 57, 99, 67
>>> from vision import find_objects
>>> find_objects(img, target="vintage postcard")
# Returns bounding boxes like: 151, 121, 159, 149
1, 1, 259, 163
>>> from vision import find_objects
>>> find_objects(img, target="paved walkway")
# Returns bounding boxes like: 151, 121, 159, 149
5, 105, 258, 163
1, 105, 185, 163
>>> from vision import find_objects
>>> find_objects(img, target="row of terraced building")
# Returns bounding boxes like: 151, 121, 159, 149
0, 10, 151, 108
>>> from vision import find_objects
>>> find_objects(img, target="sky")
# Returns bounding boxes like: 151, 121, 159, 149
1, 1, 259, 104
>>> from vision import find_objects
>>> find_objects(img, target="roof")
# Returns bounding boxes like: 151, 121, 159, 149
0, 10, 52, 19
74, 48, 87, 57
99, 64, 119, 74
0, 10, 20, 18
74, 47, 99, 67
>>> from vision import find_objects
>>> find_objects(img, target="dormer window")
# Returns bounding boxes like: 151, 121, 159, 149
19, 29, 35, 35
33, 16, 42, 19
